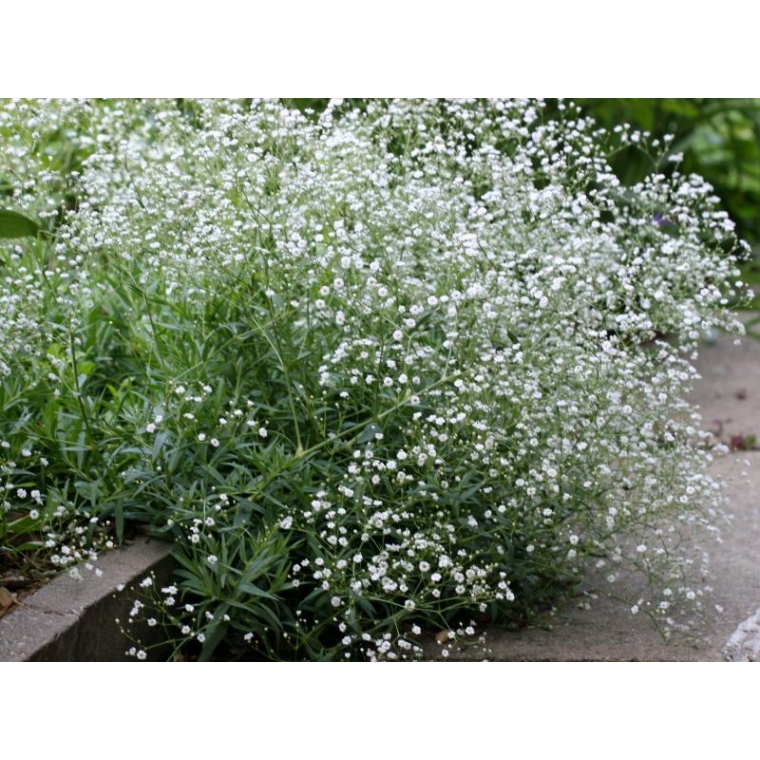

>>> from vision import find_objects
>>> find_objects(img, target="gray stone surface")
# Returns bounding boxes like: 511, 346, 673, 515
690, 321, 760, 444
0, 538, 175, 661
724, 608, 760, 661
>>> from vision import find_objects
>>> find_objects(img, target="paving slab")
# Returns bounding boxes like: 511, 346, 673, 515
0, 538, 175, 661
690, 322, 760, 444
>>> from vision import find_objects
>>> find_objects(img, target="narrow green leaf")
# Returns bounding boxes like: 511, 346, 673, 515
152, 430, 169, 459
12, 540, 45, 551
0, 209, 40, 239
198, 621, 230, 662
358, 421, 382, 444
237, 581, 278, 600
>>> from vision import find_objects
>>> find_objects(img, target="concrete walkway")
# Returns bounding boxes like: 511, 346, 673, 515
434, 330, 760, 661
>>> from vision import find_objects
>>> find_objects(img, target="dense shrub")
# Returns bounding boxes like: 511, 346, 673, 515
0, 99, 751, 659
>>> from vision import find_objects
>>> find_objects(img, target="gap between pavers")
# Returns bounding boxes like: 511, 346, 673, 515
0, 538, 176, 662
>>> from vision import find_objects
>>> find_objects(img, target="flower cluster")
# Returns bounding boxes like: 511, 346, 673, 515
1, 437, 108, 581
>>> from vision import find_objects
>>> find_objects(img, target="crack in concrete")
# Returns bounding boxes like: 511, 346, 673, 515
24, 603, 80, 618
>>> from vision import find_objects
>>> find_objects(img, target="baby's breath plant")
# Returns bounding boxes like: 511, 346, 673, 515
0, 98, 751, 659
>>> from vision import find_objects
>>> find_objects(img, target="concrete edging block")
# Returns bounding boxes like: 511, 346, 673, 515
0, 538, 176, 662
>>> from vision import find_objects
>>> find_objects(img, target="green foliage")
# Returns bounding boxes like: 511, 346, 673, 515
0, 209, 40, 239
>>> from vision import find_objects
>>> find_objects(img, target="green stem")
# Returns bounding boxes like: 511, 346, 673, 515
68, 330, 94, 441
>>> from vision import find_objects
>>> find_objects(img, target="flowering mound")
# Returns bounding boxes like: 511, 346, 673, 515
0, 99, 750, 660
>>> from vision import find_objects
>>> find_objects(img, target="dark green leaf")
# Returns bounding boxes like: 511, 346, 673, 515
198, 621, 230, 662
237, 581, 278, 600
0, 209, 40, 239
358, 421, 382, 444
